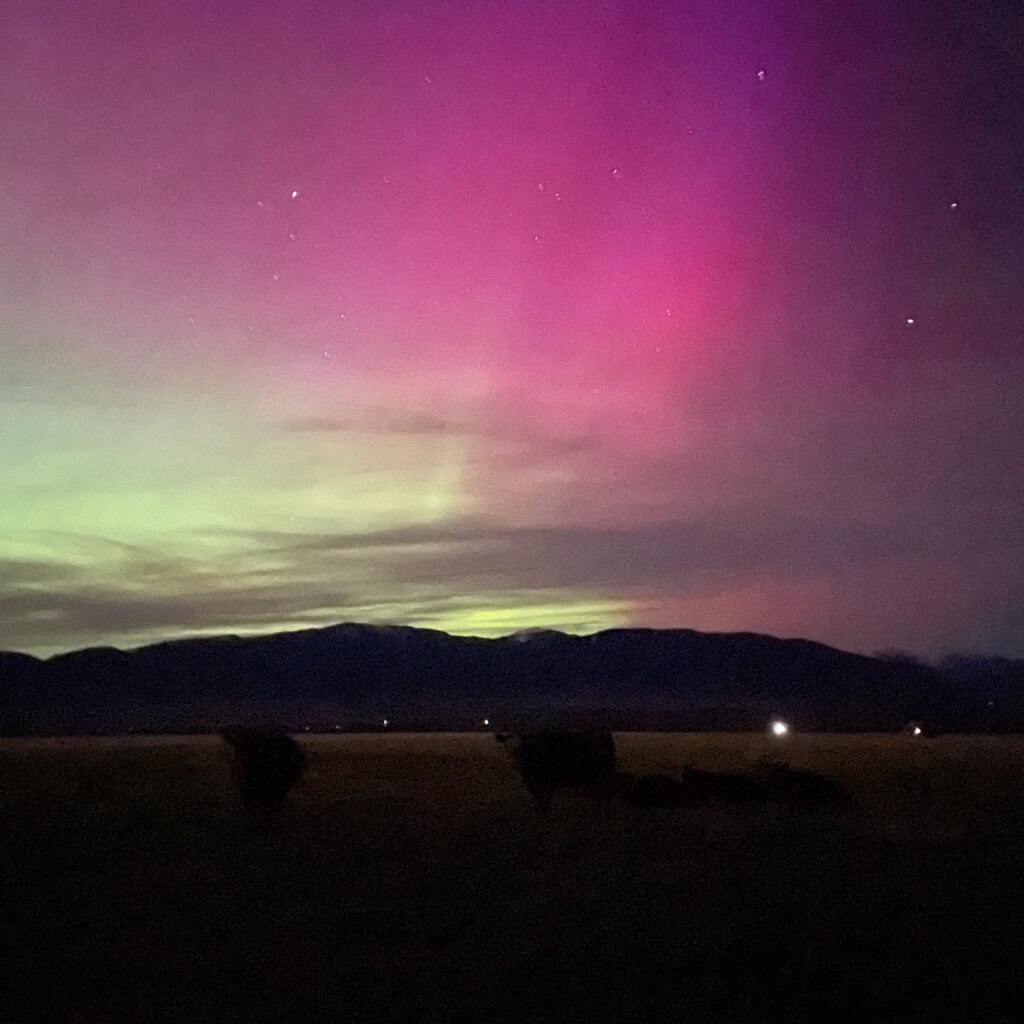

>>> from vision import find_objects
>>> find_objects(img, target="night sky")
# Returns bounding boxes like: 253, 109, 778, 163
2, 0, 1022, 659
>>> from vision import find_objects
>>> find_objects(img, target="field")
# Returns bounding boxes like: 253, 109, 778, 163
3, 733, 1024, 1023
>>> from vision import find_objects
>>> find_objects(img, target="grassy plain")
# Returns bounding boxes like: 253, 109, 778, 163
3, 733, 1024, 1023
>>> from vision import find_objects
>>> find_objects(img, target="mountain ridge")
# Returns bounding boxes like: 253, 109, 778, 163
1, 622, 1021, 734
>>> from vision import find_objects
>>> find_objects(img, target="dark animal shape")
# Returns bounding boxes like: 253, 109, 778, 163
759, 763, 851, 808
496, 730, 616, 815
221, 726, 306, 827
624, 772, 692, 808
681, 767, 767, 804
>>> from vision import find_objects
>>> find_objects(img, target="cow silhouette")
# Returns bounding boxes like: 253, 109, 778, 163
496, 730, 616, 815
757, 762, 852, 808
221, 726, 306, 828
623, 772, 691, 807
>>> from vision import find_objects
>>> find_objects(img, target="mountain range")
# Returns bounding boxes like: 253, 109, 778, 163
2, 623, 1021, 734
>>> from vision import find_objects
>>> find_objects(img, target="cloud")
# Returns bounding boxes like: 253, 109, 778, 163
4, 500, 1023, 657
0, 557, 90, 587
281, 416, 353, 433
246, 513, 941, 594
0, 553, 368, 655
281, 408, 463, 437
364, 407, 464, 435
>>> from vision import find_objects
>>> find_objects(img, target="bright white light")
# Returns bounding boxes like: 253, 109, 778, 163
913, 726, 922, 736
382, 718, 389, 727
905, 318, 915, 326
482, 718, 490, 726
771, 720, 788, 736
757, 69, 766, 81
290, 189, 299, 199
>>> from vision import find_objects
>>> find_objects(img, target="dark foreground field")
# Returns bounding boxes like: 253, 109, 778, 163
3, 733, 1024, 1023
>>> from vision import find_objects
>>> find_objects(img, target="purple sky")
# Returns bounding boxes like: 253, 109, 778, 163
2, 0, 1022, 659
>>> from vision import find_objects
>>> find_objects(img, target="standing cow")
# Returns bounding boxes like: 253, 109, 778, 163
496, 730, 616, 816
221, 726, 306, 828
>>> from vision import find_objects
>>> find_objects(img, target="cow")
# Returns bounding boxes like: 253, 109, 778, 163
496, 730, 616, 816
680, 767, 767, 804
623, 772, 691, 808
757, 761, 852, 808
221, 726, 306, 828
623, 769, 766, 808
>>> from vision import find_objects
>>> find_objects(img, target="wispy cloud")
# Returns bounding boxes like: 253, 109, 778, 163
281, 416, 353, 433
364, 407, 464, 436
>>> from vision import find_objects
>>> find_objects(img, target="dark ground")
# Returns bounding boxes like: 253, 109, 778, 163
2, 733, 1024, 1023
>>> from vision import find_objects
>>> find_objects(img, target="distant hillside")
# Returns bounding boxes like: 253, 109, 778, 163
1, 624, 1021, 734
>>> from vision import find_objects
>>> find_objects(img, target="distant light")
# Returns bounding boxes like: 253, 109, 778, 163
382, 718, 389, 728
757, 69, 766, 82
290, 189, 299, 199
949, 201, 958, 211
905, 318, 915, 326
771, 720, 789, 737
913, 726, 922, 736
482, 718, 490, 726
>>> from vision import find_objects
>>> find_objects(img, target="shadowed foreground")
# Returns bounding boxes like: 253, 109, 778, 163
3, 733, 1024, 1023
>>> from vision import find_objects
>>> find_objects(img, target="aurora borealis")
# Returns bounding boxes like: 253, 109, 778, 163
2, 0, 1022, 658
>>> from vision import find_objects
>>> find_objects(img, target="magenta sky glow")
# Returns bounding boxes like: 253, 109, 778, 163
2, 0, 1022, 658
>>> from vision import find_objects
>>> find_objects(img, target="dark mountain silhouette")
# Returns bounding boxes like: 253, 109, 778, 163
1, 624, 1021, 734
